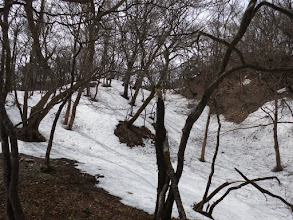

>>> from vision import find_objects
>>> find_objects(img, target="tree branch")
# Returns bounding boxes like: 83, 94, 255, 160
235, 168, 293, 211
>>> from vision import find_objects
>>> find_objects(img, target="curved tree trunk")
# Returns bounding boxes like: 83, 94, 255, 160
18, 92, 52, 142
44, 96, 70, 170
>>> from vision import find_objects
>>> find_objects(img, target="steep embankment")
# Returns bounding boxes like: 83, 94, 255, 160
2, 79, 293, 220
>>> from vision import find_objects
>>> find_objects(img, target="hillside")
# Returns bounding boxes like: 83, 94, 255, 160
182, 71, 293, 123
1, 79, 293, 220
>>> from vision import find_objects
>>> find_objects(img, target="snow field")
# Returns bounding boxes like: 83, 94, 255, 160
4, 80, 293, 220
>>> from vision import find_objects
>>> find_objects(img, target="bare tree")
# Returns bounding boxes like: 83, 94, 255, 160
16, 0, 127, 141
162, 1, 293, 218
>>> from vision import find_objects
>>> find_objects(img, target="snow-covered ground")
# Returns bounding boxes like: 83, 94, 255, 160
3, 80, 293, 220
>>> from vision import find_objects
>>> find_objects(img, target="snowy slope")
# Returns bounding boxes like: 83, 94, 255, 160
3, 80, 293, 220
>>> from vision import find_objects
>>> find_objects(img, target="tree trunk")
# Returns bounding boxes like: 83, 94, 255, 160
126, 82, 158, 128
92, 81, 100, 101
67, 87, 83, 130
154, 90, 168, 219
1, 122, 14, 220
22, 87, 29, 128
44, 96, 69, 170
123, 73, 131, 99
17, 67, 95, 142
85, 85, 91, 97
273, 98, 283, 171
130, 77, 142, 106
200, 108, 211, 162
155, 90, 186, 220
0, 97, 25, 220
122, 61, 135, 100
18, 107, 48, 142
64, 95, 72, 125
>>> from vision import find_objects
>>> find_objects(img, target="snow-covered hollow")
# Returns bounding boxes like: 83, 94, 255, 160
3, 79, 293, 220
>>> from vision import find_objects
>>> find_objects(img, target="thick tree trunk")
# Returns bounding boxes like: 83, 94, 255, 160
155, 90, 187, 220
154, 90, 168, 219
1, 122, 14, 220
0, 2, 24, 218
0, 97, 25, 220
18, 110, 47, 142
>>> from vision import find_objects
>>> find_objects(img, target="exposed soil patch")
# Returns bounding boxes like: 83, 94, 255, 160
182, 71, 293, 123
114, 121, 154, 147
0, 154, 154, 220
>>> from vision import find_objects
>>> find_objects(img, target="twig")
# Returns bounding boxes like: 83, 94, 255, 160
221, 121, 293, 135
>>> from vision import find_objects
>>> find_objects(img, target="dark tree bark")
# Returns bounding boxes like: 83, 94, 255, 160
1, 122, 14, 220
154, 90, 186, 220
0, 97, 25, 220
154, 90, 168, 219
0, 2, 25, 217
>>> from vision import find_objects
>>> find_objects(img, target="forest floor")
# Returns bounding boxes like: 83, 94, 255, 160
0, 154, 154, 220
